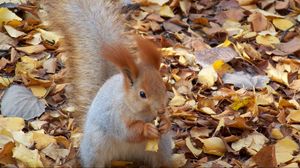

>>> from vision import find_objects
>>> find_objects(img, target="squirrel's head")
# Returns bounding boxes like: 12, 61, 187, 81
102, 37, 166, 120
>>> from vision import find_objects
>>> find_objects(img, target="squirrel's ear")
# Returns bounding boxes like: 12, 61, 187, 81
102, 44, 138, 85
136, 37, 161, 70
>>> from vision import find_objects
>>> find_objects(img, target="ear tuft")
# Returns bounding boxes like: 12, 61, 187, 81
136, 37, 161, 70
102, 44, 138, 82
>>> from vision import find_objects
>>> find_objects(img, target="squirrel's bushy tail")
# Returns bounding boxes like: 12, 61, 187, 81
43, 0, 127, 118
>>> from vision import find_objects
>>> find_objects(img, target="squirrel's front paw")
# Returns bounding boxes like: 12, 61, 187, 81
158, 116, 171, 134
143, 123, 159, 139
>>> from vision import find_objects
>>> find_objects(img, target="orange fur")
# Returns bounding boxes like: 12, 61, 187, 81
102, 44, 138, 89
136, 37, 161, 70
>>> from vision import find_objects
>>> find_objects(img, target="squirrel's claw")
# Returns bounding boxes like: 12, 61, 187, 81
143, 123, 159, 139
158, 117, 171, 134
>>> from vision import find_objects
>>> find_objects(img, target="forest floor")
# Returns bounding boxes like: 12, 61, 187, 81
0, 0, 300, 167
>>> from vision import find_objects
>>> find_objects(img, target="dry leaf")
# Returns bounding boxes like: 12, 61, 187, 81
198, 66, 218, 87
272, 18, 294, 31
4, 25, 26, 38
41, 143, 69, 161
0, 8, 22, 27
185, 137, 202, 157
0, 117, 25, 131
171, 154, 187, 167
231, 132, 268, 155
223, 71, 269, 89
12, 144, 43, 168
200, 137, 226, 156
16, 45, 46, 54
256, 35, 280, 47
159, 5, 175, 17
1, 85, 46, 120
275, 137, 299, 164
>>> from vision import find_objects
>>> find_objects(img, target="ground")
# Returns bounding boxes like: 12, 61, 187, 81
0, 0, 300, 167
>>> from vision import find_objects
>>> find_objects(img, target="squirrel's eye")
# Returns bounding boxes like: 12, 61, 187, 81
139, 91, 147, 99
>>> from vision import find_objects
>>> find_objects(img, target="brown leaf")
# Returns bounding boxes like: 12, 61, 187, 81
248, 12, 269, 32
276, 36, 300, 54
253, 145, 277, 167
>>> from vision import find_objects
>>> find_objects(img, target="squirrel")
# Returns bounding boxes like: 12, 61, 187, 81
43, 0, 173, 167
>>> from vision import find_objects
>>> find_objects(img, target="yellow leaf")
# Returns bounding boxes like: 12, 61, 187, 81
0, 117, 25, 131
159, 5, 175, 18
217, 38, 232, 47
230, 96, 251, 111
231, 132, 268, 155
16, 45, 46, 55
12, 131, 33, 147
200, 107, 216, 115
4, 25, 25, 38
37, 28, 61, 43
271, 128, 284, 140
200, 137, 226, 156
185, 137, 202, 157
273, 18, 294, 31
148, 0, 169, 6
145, 139, 159, 152
266, 64, 289, 86
32, 130, 56, 150
0, 77, 13, 89
287, 110, 300, 123
0, 8, 22, 27
275, 137, 299, 164
256, 35, 280, 47
29, 86, 47, 98
172, 154, 187, 167
169, 87, 186, 106
198, 66, 218, 87
12, 144, 43, 168
256, 93, 274, 106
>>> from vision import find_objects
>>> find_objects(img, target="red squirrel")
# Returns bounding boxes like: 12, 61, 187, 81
44, 0, 173, 167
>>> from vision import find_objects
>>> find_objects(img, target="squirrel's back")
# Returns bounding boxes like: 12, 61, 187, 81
44, 0, 128, 116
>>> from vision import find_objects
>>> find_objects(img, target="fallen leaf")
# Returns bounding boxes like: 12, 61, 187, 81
12, 131, 34, 147
171, 154, 187, 167
198, 66, 218, 87
0, 117, 25, 131
1, 85, 46, 120
195, 47, 237, 67
275, 136, 299, 164
12, 144, 43, 168
231, 132, 268, 155
185, 137, 202, 157
32, 130, 56, 150
16, 45, 46, 54
266, 64, 289, 86
190, 127, 212, 138
276, 36, 300, 54
0, 8, 22, 27
41, 143, 69, 161
159, 5, 175, 17
287, 110, 300, 123
169, 87, 186, 106
223, 71, 269, 89
37, 28, 61, 43
248, 12, 269, 32
273, 18, 294, 31
200, 137, 226, 156
148, 0, 169, 6
4, 25, 25, 38
256, 35, 280, 47
29, 86, 48, 98
253, 145, 277, 167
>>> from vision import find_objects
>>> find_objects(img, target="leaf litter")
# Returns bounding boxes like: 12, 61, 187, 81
0, 0, 300, 167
